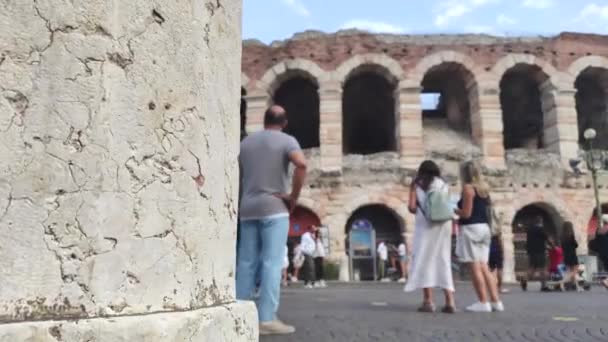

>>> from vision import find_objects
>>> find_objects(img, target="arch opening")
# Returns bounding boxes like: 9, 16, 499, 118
421, 62, 478, 150
500, 64, 552, 150
342, 67, 397, 155
512, 203, 563, 276
345, 204, 405, 281
575, 67, 608, 150
273, 76, 320, 149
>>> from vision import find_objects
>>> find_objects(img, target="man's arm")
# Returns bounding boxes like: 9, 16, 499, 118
287, 150, 307, 211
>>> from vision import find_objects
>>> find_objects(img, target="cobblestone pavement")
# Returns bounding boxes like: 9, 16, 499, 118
262, 283, 608, 342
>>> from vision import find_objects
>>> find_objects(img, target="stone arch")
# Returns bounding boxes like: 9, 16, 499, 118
335, 53, 404, 85
569, 56, 608, 150
413, 51, 482, 149
343, 194, 408, 230
493, 55, 559, 151
259, 59, 324, 149
297, 197, 324, 219
568, 56, 608, 79
338, 54, 403, 155
258, 59, 325, 96
511, 201, 566, 275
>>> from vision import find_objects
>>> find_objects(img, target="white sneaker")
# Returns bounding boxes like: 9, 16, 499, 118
304, 284, 314, 289
320, 280, 328, 288
380, 278, 391, 283
259, 320, 296, 335
491, 301, 505, 312
398, 277, 406, 283
313, 282, 323, 288
290, 276, 298, 282
465, 302, 492, 313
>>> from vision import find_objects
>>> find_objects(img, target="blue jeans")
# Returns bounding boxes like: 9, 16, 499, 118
236, 216, 289, 322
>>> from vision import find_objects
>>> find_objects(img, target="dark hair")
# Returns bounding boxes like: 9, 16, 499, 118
415, 160, 441, 191
561, 221, 575, 244
264, 106, 287, 126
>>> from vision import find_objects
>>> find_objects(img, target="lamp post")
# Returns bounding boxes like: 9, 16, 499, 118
583, 128, 604, 238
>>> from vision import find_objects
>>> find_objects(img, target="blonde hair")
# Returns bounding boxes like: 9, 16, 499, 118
459, 161, 490, 198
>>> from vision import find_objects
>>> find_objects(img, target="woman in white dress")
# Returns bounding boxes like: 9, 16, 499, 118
404, 160, 456, 313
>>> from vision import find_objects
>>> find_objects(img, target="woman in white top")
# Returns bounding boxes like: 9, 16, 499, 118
313, 227, 327, 288
404, 160, 456, 313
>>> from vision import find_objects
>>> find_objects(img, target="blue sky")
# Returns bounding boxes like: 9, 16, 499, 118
243, 0, 608, 43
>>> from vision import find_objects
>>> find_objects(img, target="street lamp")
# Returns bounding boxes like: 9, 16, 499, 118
583, 128, 605, 238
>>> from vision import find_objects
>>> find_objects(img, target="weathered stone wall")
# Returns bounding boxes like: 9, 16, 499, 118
1, 0, 257, 340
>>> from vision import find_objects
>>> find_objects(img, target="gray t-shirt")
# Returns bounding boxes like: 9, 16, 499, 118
239, 130, 301, 220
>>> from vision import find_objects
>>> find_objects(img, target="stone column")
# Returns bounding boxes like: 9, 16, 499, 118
544, 88, 579, 162
478, 88, 507, 169
0, 1, 257, 341
398, 83, 424, 168
245, 90, 271, 134
319, 82, 342, 172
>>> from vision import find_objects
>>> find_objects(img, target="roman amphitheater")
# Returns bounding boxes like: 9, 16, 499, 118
241, 30, 608, 282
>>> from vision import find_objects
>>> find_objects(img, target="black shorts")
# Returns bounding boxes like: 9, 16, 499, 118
488, 253, 503, 270
528, 253, 546, 269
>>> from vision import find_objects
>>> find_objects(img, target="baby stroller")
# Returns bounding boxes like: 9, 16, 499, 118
548, 263, 591, 291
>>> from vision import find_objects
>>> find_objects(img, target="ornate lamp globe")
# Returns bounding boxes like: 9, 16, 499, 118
584, 128, 597, 141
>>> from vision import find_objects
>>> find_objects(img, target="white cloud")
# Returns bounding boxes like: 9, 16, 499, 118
435, 3, 471, 26
576, 3, 608, 21
497, 14, 517, 25
282, 0, 310, 17
434, 0, 500, 27
340, 19, 406, 34
522, 0, 556, 9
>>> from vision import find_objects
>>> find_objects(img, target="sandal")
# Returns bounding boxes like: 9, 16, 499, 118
441, 306, 456, 314
417, 302, 435, 313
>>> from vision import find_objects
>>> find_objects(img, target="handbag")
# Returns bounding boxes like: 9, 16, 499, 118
485, 197, 499, 236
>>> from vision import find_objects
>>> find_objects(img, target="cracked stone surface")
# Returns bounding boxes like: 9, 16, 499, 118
0, 0, 248, 328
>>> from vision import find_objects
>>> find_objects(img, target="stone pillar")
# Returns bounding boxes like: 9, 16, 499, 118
544, 89, 579, 162
478, 88, 507, 169
0, 1, 257, 341
319, 82, 342, 172
398, 83, 424, 168
245, 90, 270, 134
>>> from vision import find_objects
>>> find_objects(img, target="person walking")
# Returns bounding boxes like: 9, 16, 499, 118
398, 238, 409, 283
488, 231, 509, 294
455, 161, 504, 313
588, 214, 608, 289
313, 227, 327, 288
300, 227, 317, 289
292, 242, 304, 282
520, 216, 550, 292
377, 241, 389, 281
404, 160, 456, 314
561, 222, 582, 291
236, 105, 308, 336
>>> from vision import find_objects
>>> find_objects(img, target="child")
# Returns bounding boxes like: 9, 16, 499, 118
547, 238, 565, 291
561, 221, 582, 291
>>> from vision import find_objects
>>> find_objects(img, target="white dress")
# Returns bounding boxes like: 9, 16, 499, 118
404, 178, 455, 292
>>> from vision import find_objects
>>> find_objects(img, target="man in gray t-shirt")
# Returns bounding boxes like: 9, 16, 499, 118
236, 105, 307, 336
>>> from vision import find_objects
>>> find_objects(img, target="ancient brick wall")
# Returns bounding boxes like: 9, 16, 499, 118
241, 30, 608, 283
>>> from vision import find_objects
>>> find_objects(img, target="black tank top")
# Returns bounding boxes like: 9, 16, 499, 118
457, 189, 490, 225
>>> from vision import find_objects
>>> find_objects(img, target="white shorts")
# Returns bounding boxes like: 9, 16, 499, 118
457, 223, 491, 263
